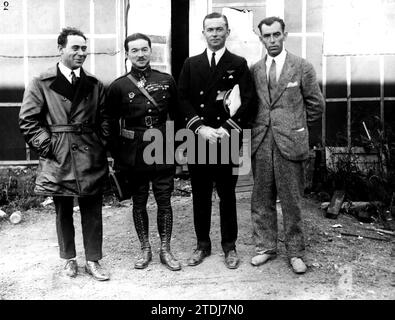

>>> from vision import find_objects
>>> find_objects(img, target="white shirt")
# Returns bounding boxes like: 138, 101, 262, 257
206, 46, 226, 66
266, 48, 287, 82
58, 62, 81, 84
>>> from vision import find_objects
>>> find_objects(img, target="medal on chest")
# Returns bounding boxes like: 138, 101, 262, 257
136, 76, 146, 88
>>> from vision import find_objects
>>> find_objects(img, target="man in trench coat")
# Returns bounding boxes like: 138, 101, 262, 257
250, 17, 324, 274
19, 27, 110, 281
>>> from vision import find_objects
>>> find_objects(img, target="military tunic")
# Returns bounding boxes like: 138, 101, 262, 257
106, 66, 178, 172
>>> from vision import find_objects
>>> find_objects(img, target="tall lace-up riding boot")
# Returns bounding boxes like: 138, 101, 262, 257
158, 208, 181, 271
133, 208, 152, 269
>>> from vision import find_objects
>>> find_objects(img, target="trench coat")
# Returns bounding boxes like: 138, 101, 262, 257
19, 65, 110, 196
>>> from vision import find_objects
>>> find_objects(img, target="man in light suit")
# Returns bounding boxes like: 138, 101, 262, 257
250, 17, 324, 274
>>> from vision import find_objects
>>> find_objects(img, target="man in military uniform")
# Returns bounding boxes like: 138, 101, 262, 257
106, 33, 181, 271
177, 13, 256, 269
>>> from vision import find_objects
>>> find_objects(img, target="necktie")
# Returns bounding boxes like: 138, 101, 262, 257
268, 59, 277, 102
70, 71, 77, 86
210, 52, 216, 73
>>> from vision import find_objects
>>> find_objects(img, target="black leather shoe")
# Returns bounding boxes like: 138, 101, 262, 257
63, 259, 78, 278
134, 248, 152, 269
85, 261, 110, 281
187, 249, 211, 266
160, 250, 182, 271
224, 250, 240, 269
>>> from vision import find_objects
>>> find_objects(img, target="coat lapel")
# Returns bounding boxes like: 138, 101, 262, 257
49, 66, 74, 102
195, 50, 211, 83
270, 53, 295, 106
254, 58, 270, 105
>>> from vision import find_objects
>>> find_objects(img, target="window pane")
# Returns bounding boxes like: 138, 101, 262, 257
384, 56, 395, 97
307, 0, 323, 32
0, 39, 24, 88
307, 37, 323, 82
384, 102, 395, 161
286, 36, 302, 57
351, 56, 380, 98
95, 0, 116, 34
324, 0, 395, 55
64, 0, 90, 32
0, 107, 26, 160
351, 101, 380, 146
94, 38, 118, 85
0, 0, 24, 34
27, 39, 59, 80
326, 102, 347, 146
285, 0, 302, 32
326, 56, 347, 98
27, 0, 60, 34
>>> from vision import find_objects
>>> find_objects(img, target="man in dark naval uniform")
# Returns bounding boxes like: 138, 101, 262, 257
178, 13, 256, 269
106, 33, 181, 271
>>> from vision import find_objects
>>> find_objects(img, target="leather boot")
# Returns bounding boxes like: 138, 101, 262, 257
134, 247, 152, 269
133, 208, 152, 268
158, 208, 181, 271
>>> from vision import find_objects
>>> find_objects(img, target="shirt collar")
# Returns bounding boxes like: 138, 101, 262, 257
206, 46, 226, 64
58, 62, 81, 82
266, 48, 287, 66
131, 65, 151, 79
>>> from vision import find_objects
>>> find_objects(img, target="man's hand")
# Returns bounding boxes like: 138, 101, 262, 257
198, 125, 220, 144
216, 127, 230, 139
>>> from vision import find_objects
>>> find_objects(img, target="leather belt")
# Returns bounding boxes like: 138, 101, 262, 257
124, 115, 165, 128
49, 123, 95, 134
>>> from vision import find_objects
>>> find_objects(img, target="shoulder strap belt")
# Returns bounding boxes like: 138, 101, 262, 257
126, 73, 159, 108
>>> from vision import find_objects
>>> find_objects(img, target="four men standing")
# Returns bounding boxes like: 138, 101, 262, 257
19, 14, 323, 278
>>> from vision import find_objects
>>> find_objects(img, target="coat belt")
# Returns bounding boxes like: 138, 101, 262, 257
49, 123, 95, 134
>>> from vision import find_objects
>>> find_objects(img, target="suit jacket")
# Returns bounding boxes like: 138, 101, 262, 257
251, 52, 324, 161
178, 49, 255, 134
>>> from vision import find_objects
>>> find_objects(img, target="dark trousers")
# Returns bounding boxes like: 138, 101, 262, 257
53, 194, 103, 261
188, 164, 239, 253
131, 167, 175, 249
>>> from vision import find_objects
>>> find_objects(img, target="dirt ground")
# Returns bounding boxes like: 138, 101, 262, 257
0, 179, 394, 300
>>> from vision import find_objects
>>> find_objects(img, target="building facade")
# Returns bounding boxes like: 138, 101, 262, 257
1, 0, 395, 163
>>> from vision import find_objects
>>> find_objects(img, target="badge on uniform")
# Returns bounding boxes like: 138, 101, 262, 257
128, 92, 135, 100
226, 70, 235, 79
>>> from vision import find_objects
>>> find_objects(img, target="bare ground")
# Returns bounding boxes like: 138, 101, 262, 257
0, 182, 394, 300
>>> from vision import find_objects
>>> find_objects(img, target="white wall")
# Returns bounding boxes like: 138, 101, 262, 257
126, 0, 171, 73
